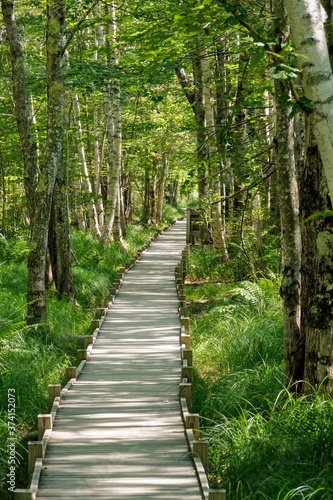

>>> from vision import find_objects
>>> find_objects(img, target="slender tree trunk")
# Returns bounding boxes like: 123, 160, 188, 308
1, 0, 38, 223
73, 93, 101, 237
93, 95, 104, 229
113, 185, 123, 243
300, 116, 333, 393
273, 0, 302, 388
97, 4, 122, 243
193, 52, 209, 203
286, 0, 333, 204
27, 0, 65, 324
156, 153, 169, 224
143, 165, 150, 224
48, 156, 75, 297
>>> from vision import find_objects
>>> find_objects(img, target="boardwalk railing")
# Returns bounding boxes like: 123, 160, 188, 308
176, 245, 227, 500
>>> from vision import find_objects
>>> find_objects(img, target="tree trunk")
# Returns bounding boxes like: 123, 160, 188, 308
73, 93, 101, 237
156, 153, 169, 224
1, 0, 38, 224
193, 52, 209, 203
26, 0, 65, 324
286, 0, 333, 205
48, 156, 75, 297
273, 0, 302, 388
98, 4, 122, 243
300, 116, 333, 394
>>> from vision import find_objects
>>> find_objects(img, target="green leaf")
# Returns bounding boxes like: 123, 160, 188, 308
305, 210, 333, 223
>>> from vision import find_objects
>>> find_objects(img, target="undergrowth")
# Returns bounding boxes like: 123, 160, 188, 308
0, 211, 180, 497
187, 248, 333, 499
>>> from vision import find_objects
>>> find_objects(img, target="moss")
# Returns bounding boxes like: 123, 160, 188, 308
316, 230, 333, 256
48, 17, 60, 36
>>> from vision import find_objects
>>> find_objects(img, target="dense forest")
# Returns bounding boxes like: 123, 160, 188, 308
1, 0, 333, 498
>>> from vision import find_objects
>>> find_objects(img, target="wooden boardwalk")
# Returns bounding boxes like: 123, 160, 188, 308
36, 220, 203, 499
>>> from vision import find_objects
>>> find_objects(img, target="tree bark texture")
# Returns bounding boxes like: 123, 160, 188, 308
48, 156, 75, 298
1, 0, 38, 223
300, 116, 333, 394
27, 0, 65, 324
273, 0, 302, 388
286, 0, 333, 205
73, 93, 101, 237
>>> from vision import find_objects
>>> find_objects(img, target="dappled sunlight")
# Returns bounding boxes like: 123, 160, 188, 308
37, 222, 201, 498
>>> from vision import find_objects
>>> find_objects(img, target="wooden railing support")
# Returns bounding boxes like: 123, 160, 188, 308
84, 335, 94, 349
65, 367, 76, 381
48, 384, 61, 411
28, 441, 43, 477
38, 414, 52, 441
193, 440, 208, 474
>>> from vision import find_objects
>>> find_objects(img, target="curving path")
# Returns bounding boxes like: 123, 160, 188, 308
36, 220, 203, 499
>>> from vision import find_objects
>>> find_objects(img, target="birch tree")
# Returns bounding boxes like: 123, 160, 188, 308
101, 2, 122, 243
272, 0, 302, 387
286, 0, 333, 204
27, 0, 66, 323
73, 93, 101, 237
1, 0, 38, 223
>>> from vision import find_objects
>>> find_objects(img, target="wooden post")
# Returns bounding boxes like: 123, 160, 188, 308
181, 334, 191, 349
95, 307, 107, 318
179, 382, 192, 412
90, 319, 100, 333
182, 365, 193, 383
183, 349, 193, 366
77, 349, 87, 362
28, 441, 43, 477
186, 208, 191, 244
66, 367, 76, 381
186, 413, 200, 440
193, 440, 208, 473
209, 490, 226, 500
181, 316, 190, 333
38, 414, 52, 441
84, 335, 94, 349
48, 384, 61, 411
180, 307, 189, 317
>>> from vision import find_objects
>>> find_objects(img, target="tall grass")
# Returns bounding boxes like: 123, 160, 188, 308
187, 249, 333, 499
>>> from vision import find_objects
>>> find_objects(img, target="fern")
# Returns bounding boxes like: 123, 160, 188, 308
232, 280, 265, 310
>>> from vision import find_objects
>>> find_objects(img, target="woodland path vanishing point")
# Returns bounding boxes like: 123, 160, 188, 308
34, 220, 204, 499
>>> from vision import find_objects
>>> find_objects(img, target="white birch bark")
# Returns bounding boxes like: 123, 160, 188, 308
73, 93, 101, 237
286, 0, 333, 203
103, 2, 122, 242
156, 153, 169, 223
95, 5, 122, 243
202, 51, 225, 253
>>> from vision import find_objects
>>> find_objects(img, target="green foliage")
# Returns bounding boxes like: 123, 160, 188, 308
188, 276, 333, 498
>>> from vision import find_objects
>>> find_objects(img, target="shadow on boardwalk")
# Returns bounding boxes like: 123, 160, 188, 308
34, 221, 203, 499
